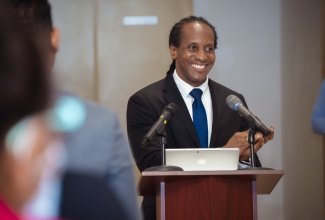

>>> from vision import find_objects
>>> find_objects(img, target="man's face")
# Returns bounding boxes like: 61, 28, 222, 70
170, 21, 215, 87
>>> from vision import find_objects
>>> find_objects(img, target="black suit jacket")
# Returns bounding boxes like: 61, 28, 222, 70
127, 74, 261, 219
127, 74, 261, 171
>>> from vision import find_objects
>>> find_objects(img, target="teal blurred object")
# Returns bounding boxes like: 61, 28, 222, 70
48, 96, 86, 133
5, 118, 31, 156
5, 96, 86, 156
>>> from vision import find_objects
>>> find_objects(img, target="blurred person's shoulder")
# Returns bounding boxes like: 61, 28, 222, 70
58, 90, 127, 174
58, 90, 118, 120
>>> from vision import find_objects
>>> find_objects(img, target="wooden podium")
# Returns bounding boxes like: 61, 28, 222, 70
139, 169, 284, 220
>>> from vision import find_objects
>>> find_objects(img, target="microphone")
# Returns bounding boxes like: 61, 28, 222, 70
141, 103, 178, 147
226, 95, 270, 136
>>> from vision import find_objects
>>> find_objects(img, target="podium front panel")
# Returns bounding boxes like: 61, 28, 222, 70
139, 170, 284, 220
160, 176, 254, 220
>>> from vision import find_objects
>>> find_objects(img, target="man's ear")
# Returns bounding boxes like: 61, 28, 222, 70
50, 27, 59, 54
169, 45, 177, 59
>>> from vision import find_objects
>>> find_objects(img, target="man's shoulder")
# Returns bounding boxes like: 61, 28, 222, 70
129, 78, 165, 101
209, 79, 244, 98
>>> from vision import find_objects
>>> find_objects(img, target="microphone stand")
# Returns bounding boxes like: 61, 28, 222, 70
248, 128, 257, 168
241, 128, 273, 170
144, 129, 183, 172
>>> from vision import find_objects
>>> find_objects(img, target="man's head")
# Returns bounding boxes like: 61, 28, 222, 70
6, 0, 59, 70
167, 16, 218, 87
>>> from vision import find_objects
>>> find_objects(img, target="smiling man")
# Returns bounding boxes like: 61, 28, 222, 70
127, 16, 274, 220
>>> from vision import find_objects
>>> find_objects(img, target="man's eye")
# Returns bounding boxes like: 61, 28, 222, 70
205, 47, 214, 52
188, 45, 197, 50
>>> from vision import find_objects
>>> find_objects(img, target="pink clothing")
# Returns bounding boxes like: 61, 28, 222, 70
0, 198, 64, 220
0, 198, 20, 220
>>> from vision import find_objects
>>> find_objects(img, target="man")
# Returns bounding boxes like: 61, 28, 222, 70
5, 1, 141, 220
127, 16, 274, 220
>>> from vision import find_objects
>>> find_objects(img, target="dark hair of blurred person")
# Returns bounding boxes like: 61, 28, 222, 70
0, 1, 51, 137
0, 2, 53, 219
5, 1, 142, 220
5, 0, 58, 73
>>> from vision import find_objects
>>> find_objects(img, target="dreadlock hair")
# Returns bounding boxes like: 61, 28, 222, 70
166, 16, 218, 75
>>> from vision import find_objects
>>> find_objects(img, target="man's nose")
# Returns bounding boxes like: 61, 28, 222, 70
195, 48, 208, 61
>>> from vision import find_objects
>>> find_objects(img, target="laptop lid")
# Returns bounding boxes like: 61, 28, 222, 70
165, 148, 240, 171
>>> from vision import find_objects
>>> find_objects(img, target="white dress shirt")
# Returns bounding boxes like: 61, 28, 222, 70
173, 70, 213, 147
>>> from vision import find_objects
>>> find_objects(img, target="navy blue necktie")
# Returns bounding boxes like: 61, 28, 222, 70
190, 89, 208, 148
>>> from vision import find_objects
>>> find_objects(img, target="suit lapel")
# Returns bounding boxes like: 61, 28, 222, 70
163, 74, 201, 148
209, 80, 223, 148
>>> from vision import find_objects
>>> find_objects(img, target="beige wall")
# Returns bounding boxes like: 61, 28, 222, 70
50, 0, 96, 101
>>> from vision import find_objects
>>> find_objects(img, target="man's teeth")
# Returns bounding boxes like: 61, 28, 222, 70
192, 64, 205, 69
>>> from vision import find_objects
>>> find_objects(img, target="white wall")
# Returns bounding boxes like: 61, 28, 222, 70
195, 0, 323, 219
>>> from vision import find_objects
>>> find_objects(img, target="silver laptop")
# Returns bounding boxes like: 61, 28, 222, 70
165, 148, 239, 171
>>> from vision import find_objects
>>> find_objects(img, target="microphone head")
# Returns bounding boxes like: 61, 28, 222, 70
164, 103, 178, 118
226, 95, 243, 111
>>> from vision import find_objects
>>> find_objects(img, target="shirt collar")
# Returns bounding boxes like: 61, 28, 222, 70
173, 70, 209, 97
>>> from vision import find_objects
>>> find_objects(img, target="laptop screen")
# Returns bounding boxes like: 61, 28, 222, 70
165, 148, 239, 171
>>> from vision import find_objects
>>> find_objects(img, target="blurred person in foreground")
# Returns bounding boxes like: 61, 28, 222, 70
311, 79, 325, 134
5, 0, 141, 220
0, 3, 54, 219
127, 16, 275, 220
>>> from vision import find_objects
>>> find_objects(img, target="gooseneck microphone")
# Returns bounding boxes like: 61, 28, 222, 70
226, 95, 270, 136
141, 103, 178, 147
